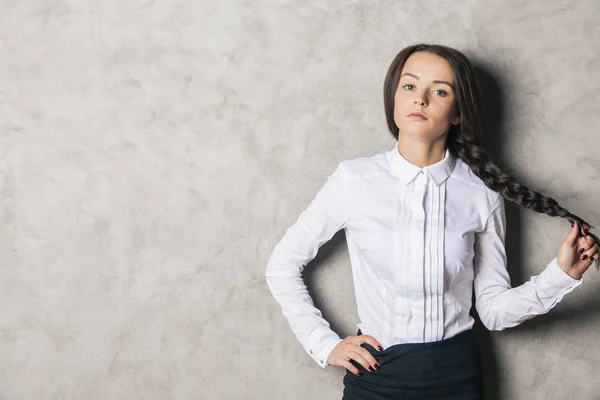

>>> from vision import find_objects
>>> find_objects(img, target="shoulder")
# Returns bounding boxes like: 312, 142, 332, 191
450, 157, 501, 210
338, 148, 391, 181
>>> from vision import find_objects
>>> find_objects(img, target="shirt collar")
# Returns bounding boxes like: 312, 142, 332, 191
387, 144, 457, 186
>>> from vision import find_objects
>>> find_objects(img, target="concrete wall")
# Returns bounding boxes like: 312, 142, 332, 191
1, 0, 599, 399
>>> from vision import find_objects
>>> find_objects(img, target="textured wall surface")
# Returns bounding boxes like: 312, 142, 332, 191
1, 1, 599, 399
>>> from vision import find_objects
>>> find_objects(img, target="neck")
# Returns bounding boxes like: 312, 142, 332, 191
396, 136, 446, 168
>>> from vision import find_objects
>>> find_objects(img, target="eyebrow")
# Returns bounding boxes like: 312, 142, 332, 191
400, 72, 454, 90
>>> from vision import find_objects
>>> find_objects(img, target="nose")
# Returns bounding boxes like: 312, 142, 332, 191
413, 90, 427, 106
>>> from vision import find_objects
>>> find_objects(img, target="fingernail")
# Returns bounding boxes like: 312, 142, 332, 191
358, 372, 363, 376
578, 247, 585, 253
571, 221, 575, 227
374, 363, 381, 370
590, 256, 595, 261
377, 346, 383, 351
368, 366, 374, 372
581, 254, 588, 260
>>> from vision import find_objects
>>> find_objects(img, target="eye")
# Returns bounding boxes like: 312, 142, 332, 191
403, 84, 448, 97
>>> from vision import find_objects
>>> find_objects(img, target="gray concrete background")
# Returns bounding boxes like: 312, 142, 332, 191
1, 0, 599, 399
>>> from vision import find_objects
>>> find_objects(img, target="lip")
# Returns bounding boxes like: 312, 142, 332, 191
407, 112, 427, 120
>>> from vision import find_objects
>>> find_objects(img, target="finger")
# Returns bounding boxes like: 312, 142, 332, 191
341, 359, 363, 377
354, 336, 383, 371
579, 221, 592, 236
357, 335, 384, 352
347, 348, 374, 373
579, 252, 593, 262
577, 235, 594, 252
567, 220, 581, 244
585, 235, 596, 246
581, 244, 599, 262
576, 237, 587, 250
356, 346, 381, 371
577, 241, 589, 254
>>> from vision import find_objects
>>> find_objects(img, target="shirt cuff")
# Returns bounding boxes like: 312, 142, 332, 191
306, 325, 343, 369
318, 338, 343, 369
537, 257, 583, 298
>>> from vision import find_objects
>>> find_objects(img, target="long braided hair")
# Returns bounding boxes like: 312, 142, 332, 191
383, 43, 598, 256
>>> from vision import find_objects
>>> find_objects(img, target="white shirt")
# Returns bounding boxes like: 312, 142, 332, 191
265, 144, 583, 369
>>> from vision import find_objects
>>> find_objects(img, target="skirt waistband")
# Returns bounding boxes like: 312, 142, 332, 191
347, 328, 482, 390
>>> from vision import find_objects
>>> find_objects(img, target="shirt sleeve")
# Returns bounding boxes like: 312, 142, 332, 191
265, 162, 348, 369
473, 191, 583, 331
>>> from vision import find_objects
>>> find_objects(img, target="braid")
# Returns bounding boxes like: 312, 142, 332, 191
452, 137, 596, 236
382, 43, 598, 269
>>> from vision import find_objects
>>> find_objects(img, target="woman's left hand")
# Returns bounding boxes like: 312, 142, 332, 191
557, 220, 598, 279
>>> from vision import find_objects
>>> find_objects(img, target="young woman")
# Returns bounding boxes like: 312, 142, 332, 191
265, 43, 598, 399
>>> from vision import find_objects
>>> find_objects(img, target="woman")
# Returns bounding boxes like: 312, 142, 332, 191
265, 43, 598, 399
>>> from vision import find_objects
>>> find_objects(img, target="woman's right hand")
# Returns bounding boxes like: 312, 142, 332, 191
326, 335, 383, 376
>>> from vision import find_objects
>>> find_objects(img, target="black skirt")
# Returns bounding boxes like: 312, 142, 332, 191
342, 328, 484, 400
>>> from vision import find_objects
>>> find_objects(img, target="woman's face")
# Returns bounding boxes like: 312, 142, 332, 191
393, 51, 460, 141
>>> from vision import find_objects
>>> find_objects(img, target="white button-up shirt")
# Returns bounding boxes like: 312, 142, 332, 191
265, 144, 583, 369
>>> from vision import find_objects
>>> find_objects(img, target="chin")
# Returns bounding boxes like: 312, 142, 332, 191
398, 128, 432, 137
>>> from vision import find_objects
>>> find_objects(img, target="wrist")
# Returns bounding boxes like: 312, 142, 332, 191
567, 270, 583, 280
557, 260, 582, 280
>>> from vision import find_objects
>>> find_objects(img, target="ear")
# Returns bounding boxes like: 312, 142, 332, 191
451, 115, 461, 125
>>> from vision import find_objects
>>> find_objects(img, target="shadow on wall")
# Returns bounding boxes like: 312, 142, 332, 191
470, 61, 513, 400
473, 59, 600, 397
301, 61, 593, 400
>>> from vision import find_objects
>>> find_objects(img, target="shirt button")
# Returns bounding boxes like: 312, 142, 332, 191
309, 350, 313, 354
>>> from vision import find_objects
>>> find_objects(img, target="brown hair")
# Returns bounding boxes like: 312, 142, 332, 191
383, 43, 596, 242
